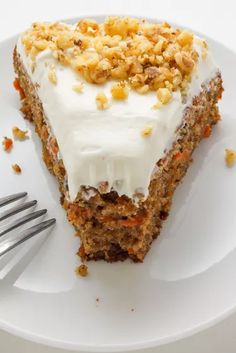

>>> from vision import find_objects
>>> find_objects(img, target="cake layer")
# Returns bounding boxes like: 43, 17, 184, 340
16, 19, 218, 201
13, 48, 223, 261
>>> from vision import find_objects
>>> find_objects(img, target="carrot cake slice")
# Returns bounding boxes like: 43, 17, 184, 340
13, 17, 223, 262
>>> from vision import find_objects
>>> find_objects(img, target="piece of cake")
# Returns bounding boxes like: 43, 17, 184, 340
13, 17, 223, 262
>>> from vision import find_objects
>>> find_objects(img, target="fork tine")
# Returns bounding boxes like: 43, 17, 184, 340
0, 209, 47, 237
0, 218, 56, 257
0, 192, 27, 207
0, 200, 37, 222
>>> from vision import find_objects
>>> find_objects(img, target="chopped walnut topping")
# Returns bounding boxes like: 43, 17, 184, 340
141, 125, 153, 138
195, 38, 208, 60
12, 164, 22, 173
104, 16, 139, 38
177, 31, 193, 47
225, 149, 236, 167
22, 17, 200, 96
137, 85, 149, 94
96, 92, 109, 110
111, 81, 129, 100
12, 126, 28, 140
48, 66, 57, 84
72, 82, 84, 93
34, 39, 48, 51
157, 87, 172, 104
2, 137, 13, 152
76, 264, 88, 277
77, 19, 99, 36
202, 41, 208, 60
174, 52, 195, 73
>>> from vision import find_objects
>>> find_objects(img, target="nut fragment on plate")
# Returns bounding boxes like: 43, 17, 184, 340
225, 149, 236, 167
2, 137, 13, 151
12, 163, 22, 173
12, 126, 28, 140
76, 264, 88, 277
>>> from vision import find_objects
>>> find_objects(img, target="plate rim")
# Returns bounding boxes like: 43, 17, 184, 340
0, 14, 236, 352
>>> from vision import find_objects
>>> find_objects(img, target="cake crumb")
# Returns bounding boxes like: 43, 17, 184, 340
76, 264, 88, 277
96, 92, 109, 110
2, 137, 13, 152
141, 125, 153, 138
225, 149, 236, 167
12, 163, 22, 173
72, 83, 84, 93
12, 126, 28, 140
96, 298, 99, 303
131, 308, 134, 312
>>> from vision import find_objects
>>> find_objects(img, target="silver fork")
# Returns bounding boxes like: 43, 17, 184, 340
0, 192, 56, 257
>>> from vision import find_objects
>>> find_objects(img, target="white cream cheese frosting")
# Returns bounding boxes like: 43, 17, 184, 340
17, 35, 218, 201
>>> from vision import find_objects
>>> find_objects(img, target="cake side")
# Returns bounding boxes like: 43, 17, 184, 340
13, 47, 223, 262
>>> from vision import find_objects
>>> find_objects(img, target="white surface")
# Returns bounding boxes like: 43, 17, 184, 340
0, 1, 236, 353
18, 25, 218, 201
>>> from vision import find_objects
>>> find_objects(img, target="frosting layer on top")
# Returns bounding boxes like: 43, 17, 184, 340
17, 20, 218, 200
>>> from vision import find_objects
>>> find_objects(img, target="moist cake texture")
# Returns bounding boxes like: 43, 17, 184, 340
13, 17, 223, 262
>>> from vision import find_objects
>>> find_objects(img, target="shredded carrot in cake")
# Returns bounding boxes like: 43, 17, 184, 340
13, 79, 25, 98
203, 125, 212, 138
174, 150, 189, 161
120, 215, 144, 227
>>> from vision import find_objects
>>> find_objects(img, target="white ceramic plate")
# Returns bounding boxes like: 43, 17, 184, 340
0, 15, 236, 352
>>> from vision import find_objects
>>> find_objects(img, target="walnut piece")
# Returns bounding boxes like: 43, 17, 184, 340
48, 66, 57, 85
111, 81, 129, 100
12, 126, 28, 140
225, 149, 236, 167
157, 87, 172, 104
141, 125, 153, 138
96, 92, 109, 109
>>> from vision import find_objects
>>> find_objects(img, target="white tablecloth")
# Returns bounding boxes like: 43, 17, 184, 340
1, 0, 236, 352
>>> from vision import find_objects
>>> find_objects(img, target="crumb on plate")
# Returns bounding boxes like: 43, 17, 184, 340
12, 163, 22, 173
76, 264, 88, 277
2, 137, 13, 152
